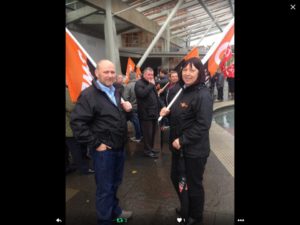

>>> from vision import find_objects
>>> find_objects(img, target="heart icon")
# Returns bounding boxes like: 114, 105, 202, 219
177, 217, 182, 223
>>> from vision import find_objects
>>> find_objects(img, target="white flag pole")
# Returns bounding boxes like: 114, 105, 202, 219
158, 88, 183, 122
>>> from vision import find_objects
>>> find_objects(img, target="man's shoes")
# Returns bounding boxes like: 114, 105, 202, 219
151, 149, 160, 153
118, 210, 133, 219
88, 168, 95, 173
82, 168, 95, 175
144, 152, 158, 158
130, 137, 141, 143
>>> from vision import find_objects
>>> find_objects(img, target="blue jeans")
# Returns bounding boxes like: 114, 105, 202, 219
92, 148, 125, 225
129, 112, 142, 139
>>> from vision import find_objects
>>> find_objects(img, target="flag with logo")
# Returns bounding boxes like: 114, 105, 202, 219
225, 63, 235, 78
201, 18, 234, 77
219, 45, 233, 69
220, 45, 234, 77
66, 28, 96, 102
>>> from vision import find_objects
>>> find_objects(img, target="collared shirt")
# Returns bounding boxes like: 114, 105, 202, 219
96, 80, 117, 106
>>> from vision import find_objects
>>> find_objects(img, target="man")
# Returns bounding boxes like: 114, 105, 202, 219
114, 74, 125, 97
123, 71, 142, 143
135, 67, 161, 158
165, 70, 179, 106
70, 59, 133, 225
161, 70, 180, 131
156, 68, 169, 100
215, 67, 225, 101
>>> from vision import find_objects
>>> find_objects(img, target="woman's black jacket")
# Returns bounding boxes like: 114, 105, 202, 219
169, 83, 213, 158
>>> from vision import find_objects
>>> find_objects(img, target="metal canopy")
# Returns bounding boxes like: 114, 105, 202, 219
66, 0, 234, 47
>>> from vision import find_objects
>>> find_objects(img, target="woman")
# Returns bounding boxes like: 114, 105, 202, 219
160, 57, 213, 225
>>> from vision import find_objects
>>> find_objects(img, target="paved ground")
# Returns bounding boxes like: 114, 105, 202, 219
66, 101, 234, 225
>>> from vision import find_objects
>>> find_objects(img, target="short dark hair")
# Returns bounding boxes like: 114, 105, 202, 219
179, 57, 206, 85
168, 70, 178, 77
160, 68, 168, 75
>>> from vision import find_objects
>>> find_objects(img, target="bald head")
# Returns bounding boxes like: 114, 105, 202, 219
95, 59, 116, 87
96, 59, 114, 69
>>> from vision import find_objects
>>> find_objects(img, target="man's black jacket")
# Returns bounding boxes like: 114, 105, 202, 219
70, 79, 127, 149
135, 77, 162, 121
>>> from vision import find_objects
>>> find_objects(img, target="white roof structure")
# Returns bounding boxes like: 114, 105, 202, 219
66, 0, 234, 48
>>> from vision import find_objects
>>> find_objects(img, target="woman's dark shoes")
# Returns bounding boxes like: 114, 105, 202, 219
185, 217, 203, 225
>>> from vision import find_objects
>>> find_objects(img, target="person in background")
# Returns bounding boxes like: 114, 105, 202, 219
114, 74, 125, 97
159, 70, 180, 131
135, 67, 161, 158
156, 68, 169, 99
215, 67, 225, 101
165, 70, 180, 106
123, 71, 143, 143
209, 73, 216, 100
226, 64, 235, 100
65, 87, 94, 175
70, 60, 133, 225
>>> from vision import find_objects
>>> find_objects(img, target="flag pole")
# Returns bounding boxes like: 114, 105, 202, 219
158, 88, 183, 122
158, 82, 170, 96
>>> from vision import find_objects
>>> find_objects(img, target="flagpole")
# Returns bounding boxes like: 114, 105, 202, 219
158, 88, 183, 122
136, 0, 184, 68
158, 82, 170, 96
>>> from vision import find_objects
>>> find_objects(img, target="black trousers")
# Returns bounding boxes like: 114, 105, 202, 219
141, 120, 157, 154
227, 77, 234, 93
171, 153, 208, 220
217, 86, 224, 100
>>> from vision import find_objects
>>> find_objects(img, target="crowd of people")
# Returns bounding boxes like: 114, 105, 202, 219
66, 57, 234, 225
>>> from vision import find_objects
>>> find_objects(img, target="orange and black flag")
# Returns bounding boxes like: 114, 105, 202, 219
135, 66, 142, 80
124, 57, 136, 84
183, 47, 200, 61
66, 28, 96, 103
175, 47, 200, 72
202, 18, 234, 77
